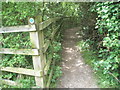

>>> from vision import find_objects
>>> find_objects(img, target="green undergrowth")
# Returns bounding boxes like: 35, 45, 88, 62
78, 40, 119, 88
80, 50, 97, 66
81, 49, 119, 88
48, 35, 63, 88
78, 2, 120, 88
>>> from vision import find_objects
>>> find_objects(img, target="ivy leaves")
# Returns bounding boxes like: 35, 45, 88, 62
82, 2, 120, 87
92, 2, 120, 87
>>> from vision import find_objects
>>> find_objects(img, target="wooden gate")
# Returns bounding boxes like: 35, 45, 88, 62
0, 16, 62, 88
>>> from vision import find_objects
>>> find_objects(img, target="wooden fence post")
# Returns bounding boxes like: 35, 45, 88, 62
29, 16, 46, 88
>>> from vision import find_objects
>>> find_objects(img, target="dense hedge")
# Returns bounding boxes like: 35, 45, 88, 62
80, 2, 120, 87
94, 2, 120, 87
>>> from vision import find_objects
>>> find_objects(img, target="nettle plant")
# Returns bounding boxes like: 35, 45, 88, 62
93, 2, 120, 87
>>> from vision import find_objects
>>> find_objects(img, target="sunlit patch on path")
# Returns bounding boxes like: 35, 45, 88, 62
57, 27, 98, 88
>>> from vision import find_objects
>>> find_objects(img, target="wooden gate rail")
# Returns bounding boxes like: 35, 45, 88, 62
1, 67, 42, 77
0, 17, 61, 33
0, 16, 62, 88
0, 48, 39, 55
1, 79, 22, 87
43, 24, 61, 53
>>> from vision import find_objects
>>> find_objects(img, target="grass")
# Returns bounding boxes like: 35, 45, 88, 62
81, 50, 97, 66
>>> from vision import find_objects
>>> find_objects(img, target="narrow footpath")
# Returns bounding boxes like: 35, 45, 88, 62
57, 27, 98, 88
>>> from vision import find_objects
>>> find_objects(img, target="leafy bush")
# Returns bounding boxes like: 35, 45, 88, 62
93, 2, 120, 87
79, 2, 120, 88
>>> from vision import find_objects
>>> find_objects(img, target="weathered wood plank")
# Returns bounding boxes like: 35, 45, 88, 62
0, 25, 36, 33
1, 67, 41, 77
2, 79, 22, 87
29, 15, 47, 88
0, 17, 61, 34
30, 31, 44, 87
44, 56, 52, 75
46, 59, 55, 88
0, 48, 39, 55
38, 28, 46, 88
43, 24, 61, 53
43, 40, 51, 53
38, 17, 61, 31
51, 24, 61, 40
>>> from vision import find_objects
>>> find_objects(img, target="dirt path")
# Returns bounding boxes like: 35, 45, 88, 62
57, 27, 98, 88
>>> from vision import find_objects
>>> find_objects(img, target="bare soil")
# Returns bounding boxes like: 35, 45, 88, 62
57, 27, 98, 88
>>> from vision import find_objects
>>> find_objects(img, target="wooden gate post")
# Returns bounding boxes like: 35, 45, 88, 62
29, 16, 46, 88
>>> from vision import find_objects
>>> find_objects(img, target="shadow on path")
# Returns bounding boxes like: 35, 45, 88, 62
57, 27, 98, 88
